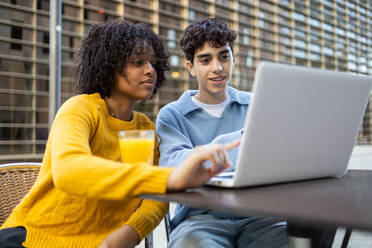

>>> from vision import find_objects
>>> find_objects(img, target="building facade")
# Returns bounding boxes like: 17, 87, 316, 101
0, 0, 371, 162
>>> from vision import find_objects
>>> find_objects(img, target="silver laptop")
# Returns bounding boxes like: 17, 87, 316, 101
208, 61, 372, 188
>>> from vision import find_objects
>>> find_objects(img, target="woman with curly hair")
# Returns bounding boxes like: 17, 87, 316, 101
0, 20, 238, 248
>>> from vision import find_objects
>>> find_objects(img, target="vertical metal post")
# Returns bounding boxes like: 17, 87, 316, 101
49, 0, 62, 129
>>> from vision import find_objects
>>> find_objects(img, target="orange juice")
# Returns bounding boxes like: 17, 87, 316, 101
119, 138, 154, 164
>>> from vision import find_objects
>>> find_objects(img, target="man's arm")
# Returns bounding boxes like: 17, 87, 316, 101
156, 116, 193, 167
157, 115, 242, 170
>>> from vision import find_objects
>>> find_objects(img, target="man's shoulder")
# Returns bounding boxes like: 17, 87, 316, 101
157, 102, 185, 125
157, 100, 181, 117
158, 90, 197, 118
228, 86, 252, 105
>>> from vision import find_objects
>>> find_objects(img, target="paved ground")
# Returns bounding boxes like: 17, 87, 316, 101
347, 145, 372, 170
137, 145, 372, 247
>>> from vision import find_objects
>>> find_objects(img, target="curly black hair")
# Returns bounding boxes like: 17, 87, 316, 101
75, 20, 169, 98
180, 17, 237, 63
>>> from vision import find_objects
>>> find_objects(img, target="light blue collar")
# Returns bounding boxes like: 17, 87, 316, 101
177, 86, 251, 115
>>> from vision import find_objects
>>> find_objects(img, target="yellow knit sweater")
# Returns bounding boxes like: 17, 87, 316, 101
1, 93, 173, 247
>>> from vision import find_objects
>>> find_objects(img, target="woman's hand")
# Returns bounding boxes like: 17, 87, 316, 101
98, 224, 139, 248
167, 140, 240, 192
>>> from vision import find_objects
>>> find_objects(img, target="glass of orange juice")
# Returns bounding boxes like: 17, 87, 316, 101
118, 130, 155, 164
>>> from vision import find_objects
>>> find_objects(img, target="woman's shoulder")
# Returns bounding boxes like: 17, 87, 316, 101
133, 111, 155, 129
57, 93, 102, 116
64, 93, 101, 105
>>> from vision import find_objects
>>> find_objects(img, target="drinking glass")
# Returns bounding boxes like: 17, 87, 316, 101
118, 130, 155, 164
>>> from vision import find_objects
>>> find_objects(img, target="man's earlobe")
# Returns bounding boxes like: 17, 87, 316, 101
186, 60, 196, 77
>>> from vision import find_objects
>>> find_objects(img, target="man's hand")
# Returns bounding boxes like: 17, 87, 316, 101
167, 140, 240, 191
98, 224, 140, 248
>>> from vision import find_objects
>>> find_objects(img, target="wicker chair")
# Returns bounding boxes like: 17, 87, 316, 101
0, 162, 41, 226
0, 162, 155, 248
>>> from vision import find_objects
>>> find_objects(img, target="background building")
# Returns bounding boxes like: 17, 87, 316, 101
0, 0, 371, 162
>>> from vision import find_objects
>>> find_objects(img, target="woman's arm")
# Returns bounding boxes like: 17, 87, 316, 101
98, 224, 139, 248
49, 102, 173, 201
99, 141, 240, 248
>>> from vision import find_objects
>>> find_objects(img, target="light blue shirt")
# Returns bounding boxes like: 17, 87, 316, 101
156, 86, 251, 228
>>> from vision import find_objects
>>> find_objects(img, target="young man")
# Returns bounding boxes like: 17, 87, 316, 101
156, 18, 289, 248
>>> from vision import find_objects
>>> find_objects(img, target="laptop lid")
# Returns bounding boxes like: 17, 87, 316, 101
210, 62, 372, 188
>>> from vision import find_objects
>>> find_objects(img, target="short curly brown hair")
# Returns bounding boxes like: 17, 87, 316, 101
180, 18, 237, 63
74, 20, 169, 98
